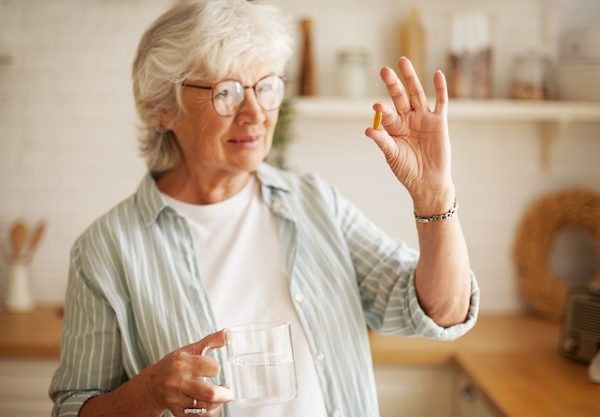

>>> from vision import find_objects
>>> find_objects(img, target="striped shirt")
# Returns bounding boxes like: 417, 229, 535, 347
49, 163, 479, 417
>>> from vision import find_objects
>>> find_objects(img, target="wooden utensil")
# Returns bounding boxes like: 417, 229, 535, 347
9, 220, 28, 261
26, 221, 46, 261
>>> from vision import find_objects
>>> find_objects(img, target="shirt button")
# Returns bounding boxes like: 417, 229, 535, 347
316, 352, 325, 361
294, 292, 304, 303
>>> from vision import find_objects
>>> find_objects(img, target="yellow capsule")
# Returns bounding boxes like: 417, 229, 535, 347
372, 110, 383, 130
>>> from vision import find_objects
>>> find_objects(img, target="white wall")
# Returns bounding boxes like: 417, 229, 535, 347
286, 116, 600, 313
0, 0, 599, 312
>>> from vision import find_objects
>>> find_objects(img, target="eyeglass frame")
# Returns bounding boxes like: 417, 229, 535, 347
181, 74, 286, 117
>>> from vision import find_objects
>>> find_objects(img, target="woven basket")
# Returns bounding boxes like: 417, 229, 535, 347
513, 188, 600, 321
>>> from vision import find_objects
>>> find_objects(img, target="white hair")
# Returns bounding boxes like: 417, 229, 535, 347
132, 0, 293, 173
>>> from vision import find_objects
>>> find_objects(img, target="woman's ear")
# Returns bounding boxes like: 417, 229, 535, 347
159, 109, 176, 130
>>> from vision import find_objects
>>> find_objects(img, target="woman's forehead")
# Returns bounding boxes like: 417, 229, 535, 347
189, 59, 276, 83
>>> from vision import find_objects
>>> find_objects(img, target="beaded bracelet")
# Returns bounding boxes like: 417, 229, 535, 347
414, 199, 458, 223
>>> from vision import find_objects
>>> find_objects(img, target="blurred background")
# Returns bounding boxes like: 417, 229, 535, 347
1, 0, 598, 313
1, 1, 600, 416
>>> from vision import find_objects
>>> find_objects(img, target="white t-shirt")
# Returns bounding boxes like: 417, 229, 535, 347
161, 176, 328, 417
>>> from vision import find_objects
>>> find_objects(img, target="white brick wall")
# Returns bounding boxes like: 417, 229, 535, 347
0, 0, 599, 310
0, 0, 167, 302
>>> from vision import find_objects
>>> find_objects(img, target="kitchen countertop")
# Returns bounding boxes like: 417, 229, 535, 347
370, 314, 599, 417
0, 306, 63, 358
1, 307, 598, 417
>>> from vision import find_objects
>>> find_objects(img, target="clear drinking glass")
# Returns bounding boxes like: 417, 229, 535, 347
223, 322, 297, 407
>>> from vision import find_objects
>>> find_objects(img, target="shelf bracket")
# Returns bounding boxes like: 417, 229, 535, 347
538, 120, 569, 171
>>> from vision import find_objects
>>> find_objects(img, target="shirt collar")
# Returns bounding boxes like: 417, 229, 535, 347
135, 172, 169, 226
255, 163, 291, 194
135, 164, 291, 226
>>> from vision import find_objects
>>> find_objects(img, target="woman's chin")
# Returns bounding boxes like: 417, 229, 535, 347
229, 154, 267, 173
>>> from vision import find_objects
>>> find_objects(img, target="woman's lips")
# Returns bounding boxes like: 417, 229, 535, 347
228, 135, 262, 148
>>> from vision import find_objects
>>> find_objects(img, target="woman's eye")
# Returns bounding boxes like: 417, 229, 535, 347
215, 88, 230, 98
257, 83, 273, 94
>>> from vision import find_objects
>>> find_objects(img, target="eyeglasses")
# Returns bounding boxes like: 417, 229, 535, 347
181, 74, 285, 117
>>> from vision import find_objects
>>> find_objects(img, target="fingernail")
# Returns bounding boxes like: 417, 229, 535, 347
213, 385, 234, 401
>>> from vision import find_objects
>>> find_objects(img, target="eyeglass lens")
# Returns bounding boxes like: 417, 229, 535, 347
211, 76, 284, 116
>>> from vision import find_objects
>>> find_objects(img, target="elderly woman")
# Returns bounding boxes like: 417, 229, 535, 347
50, 1, 479, 417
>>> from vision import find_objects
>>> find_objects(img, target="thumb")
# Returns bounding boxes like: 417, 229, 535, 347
182, 329, 226, 356
364, 127, 397, 159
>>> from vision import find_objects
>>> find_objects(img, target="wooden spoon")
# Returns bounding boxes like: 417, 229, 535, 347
9, 220, 28, 261
26, 220, 46, 260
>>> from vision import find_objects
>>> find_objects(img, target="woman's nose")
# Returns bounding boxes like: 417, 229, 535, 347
236, 88, 266, 124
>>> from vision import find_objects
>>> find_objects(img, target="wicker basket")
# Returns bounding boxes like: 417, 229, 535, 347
513, 188, 600, 321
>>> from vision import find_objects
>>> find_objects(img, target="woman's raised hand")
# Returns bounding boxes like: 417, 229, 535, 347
365, 57, 455, 210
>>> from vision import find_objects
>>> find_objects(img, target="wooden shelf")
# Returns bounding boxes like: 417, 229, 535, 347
291, 97, 600, 171
292, 97, 600, 123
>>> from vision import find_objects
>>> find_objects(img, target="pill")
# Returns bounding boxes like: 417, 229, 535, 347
372, 110, 383, 130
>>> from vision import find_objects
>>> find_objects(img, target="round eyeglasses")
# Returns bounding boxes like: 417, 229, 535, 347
181, 74, 285, 117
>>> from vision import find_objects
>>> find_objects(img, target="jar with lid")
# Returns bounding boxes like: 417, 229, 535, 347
447, 10, 493, 99
337, 50, 369, 97
510, 52, 555, 100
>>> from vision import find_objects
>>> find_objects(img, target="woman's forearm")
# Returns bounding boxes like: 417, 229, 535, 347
413, 191, 471, 327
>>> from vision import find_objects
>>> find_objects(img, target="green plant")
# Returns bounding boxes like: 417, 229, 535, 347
267, 98, 294, 169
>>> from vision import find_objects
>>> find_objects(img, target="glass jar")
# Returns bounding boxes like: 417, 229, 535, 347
337, 50, 369, 97
510, 52, 555, 100
447, 10, 493, 99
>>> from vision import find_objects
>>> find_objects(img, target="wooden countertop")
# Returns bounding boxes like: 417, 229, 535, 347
1, 308, 598, 416
369, 312, 560, 365
370, 314, 599, 417
0, 305, 63, 358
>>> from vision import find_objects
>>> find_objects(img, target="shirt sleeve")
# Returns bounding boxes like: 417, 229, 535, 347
334, 187, 479, 340
49, 240, 126, 416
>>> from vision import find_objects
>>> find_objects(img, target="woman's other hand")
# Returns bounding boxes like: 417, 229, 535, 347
365, 57, 455, 212
145, 330, 233, 417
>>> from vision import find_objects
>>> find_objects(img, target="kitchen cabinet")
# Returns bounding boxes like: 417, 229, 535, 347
0, 358, 496, 417
1, 310, 599, 417
0, 359, 57, 417
0, 359, 499, 417
454, 369, 501, 417
375, 365, 499, 417
375, 365, 454, 417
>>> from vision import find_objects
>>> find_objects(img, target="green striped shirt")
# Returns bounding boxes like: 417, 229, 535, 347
49, 163, 479, 417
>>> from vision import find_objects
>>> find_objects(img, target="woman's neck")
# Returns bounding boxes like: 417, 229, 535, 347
156, 165, 252, 205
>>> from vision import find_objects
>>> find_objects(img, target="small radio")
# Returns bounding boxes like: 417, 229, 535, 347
560, 288, 600, 363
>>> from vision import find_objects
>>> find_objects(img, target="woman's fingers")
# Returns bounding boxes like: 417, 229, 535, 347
397, 57, 428, 111
174, 354, 233, 416
151, 330, 232, 415
190, 380, 234, 403
372, 101, 399, 129
179, 378, 233, 409
364, 122, 397, 160
433, 70, 448, 115
182, 329, 226, 356
380, 57, 431, 115
380, 66, 410, 114
185, 351, 220, 378
174, 395, 223, 417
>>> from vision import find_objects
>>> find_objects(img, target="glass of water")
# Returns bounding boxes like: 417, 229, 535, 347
224, 322, 297, 407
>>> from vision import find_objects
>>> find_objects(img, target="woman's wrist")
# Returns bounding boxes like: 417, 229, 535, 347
138, 364, 165, 415
78, 368, 165, 417
410, 184, 456, 216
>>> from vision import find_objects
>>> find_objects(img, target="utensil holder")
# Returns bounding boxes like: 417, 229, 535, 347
4, 260, 35, 312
